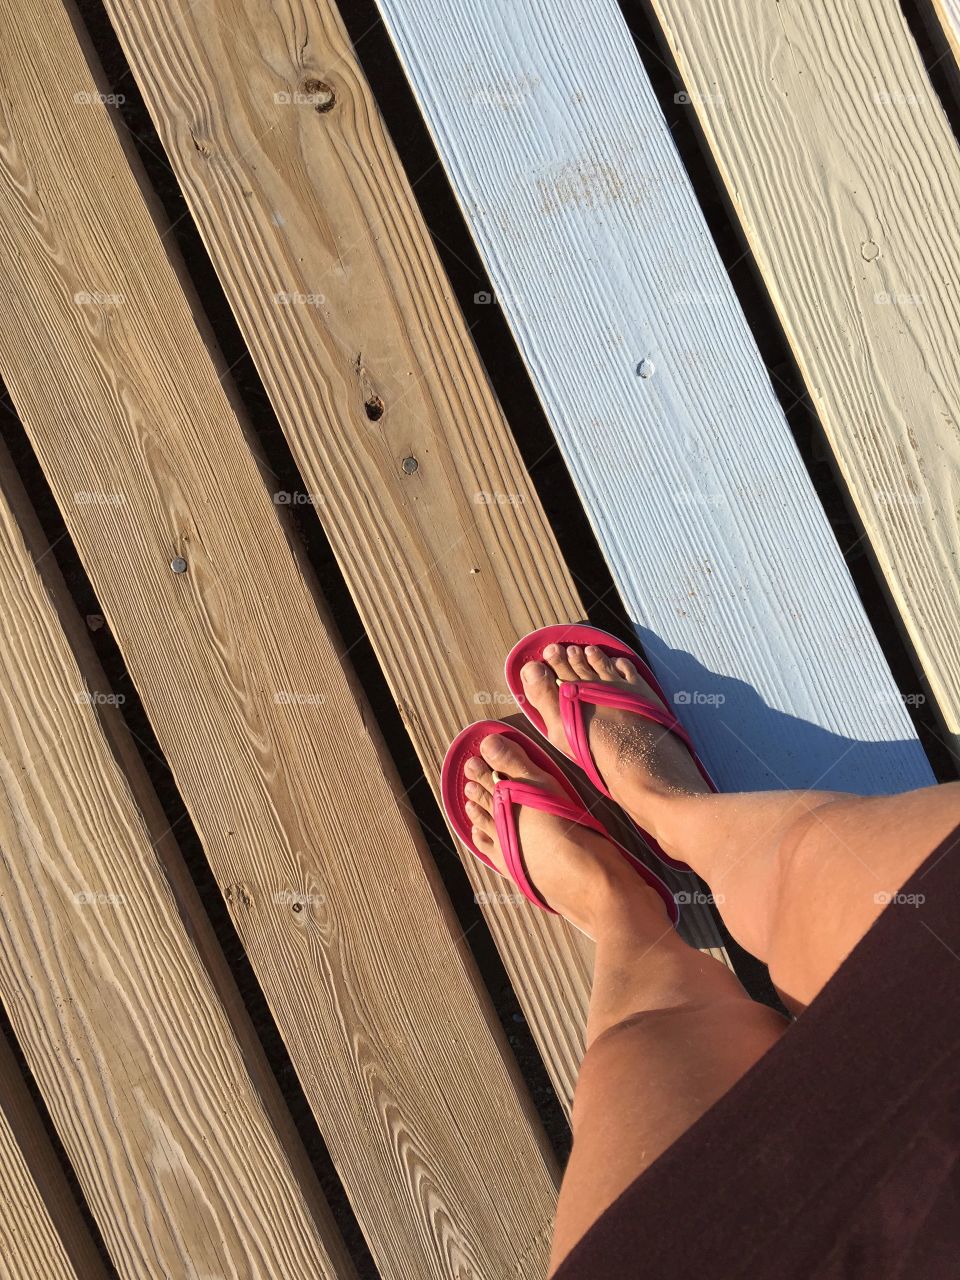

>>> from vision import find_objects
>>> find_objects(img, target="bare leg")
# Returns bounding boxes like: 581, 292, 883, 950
461, 733, 787, 1274
521, 643, 960, 1009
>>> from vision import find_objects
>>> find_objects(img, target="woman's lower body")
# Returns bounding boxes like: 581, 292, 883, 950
456, 640, 960, 1274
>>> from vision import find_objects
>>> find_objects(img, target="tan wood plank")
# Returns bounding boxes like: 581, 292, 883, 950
931, 0, 960, 61
0, 451, 355, 1279
0, 4, 560, 1276
647, 0, 960, 752
99, 0, 729, 1084
0, 1029, 108, 1280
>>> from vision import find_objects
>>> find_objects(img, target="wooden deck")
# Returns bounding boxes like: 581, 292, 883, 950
0, 0, 953, 1274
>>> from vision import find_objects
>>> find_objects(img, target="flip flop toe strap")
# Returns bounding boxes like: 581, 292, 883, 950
557, 680, 697, 797
491, 778, 605, 914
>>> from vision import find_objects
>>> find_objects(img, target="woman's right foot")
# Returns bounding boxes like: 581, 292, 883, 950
519, 643, 710, 846
463, 732, 672, 939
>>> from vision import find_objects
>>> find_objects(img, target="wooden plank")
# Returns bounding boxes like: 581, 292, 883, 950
0, 4, 560, 1276
930, 0, 960, 61
640, 0, 960, 754
372, 0, 937, 792
0, 1029, 108, 1280
0, 455, 354, 1278
99, 0, 730, 1097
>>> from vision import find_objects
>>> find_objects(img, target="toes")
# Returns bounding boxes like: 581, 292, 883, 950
464, 778, 492, 812
480, 732, 549, 784
542, 642, 579, 682
585, 644, 618, 680
520, 659, 561, 717
614, 656, 640, 683
464, 754, 495, 791
473, 827, 497, 857
565, 644, 595, 680
466, 799, 495, 836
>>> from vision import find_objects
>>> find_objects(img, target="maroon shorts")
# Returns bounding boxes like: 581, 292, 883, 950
556, 825, 960, 1280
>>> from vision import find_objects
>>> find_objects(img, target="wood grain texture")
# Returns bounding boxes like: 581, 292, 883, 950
0, 447, 353, 1278
100, 0, 730, 1093
373, 0, 936, 792
0, 1029, 108, 1280
0, 3, 560, 1276
644, 0, 960, 752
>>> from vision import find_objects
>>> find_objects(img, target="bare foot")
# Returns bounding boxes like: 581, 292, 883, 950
520, 643, 710, 842
463, 732, 669, 938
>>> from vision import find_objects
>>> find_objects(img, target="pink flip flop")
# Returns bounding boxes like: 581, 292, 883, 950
504, 624, 717, 874
441, 720, 679, 927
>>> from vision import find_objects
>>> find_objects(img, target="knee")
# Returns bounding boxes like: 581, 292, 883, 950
573, 997, 786, 1134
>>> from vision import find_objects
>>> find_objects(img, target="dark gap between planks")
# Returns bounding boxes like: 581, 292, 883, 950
899, 0, 960, 146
